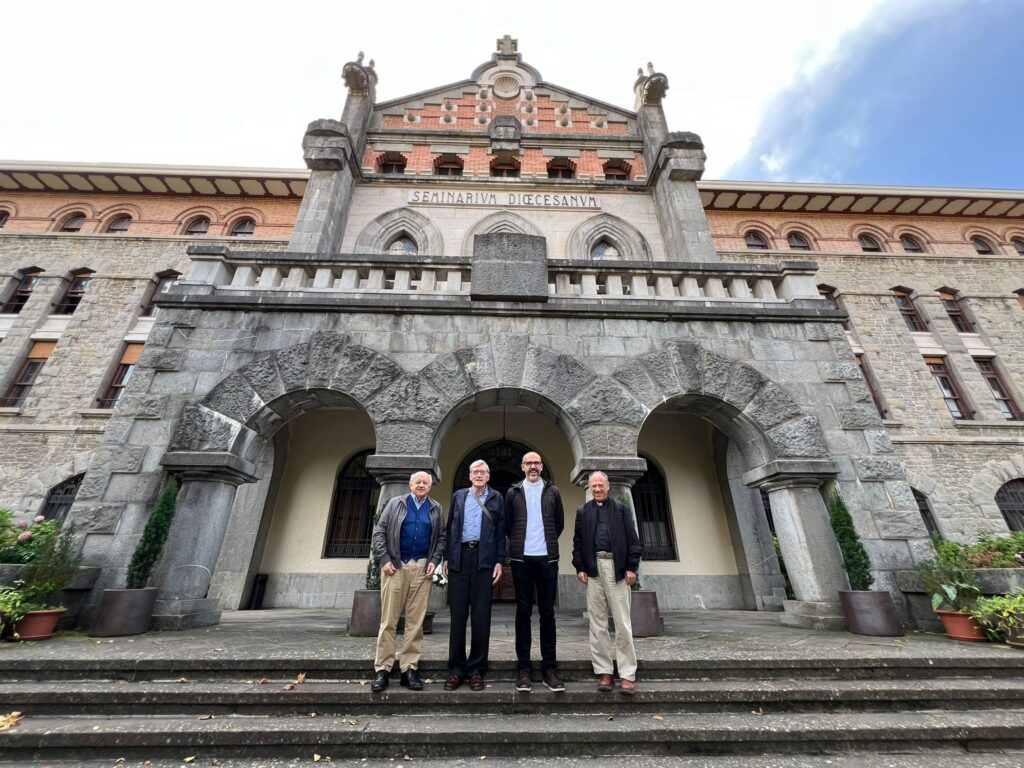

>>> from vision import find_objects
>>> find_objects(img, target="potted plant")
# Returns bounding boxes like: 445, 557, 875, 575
972, 590, 1024, 648
0, 522, 82, 641
829, 490, 903, 636
915, 556, 985, 641
89, 477, 178, 637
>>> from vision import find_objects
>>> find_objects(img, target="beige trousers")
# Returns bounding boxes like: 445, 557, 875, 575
587, 555, 638, 681
374, 558, 433, 673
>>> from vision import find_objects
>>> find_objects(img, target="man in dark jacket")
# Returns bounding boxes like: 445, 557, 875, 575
442, 459, 506, 692
572, 470, 642, 695
505, 451, 565, 693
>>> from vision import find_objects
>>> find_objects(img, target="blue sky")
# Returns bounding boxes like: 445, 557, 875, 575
725, 1, 1024, 188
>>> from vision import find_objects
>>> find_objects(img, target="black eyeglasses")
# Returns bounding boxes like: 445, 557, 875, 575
522, 461, 542, 467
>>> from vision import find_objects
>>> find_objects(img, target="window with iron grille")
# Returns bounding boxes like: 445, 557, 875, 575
230, 218, 255, 237
54, 274, 92, 315
858, 234, 882, 252
975, 358, 1022, 420
996, 480, 1024, 532
892, 291, 927, 332
786, 232, 811, 250
185, 217, 210, 237
855, 354, 887, 418
925, 356, 971, 420
744, 230, 768, 249
912, 489, 941, 537
98, 343, 143, 408
141, 273, 179, 317
106, 215, 131, 234
2, 270, 41, 314
632, 455, 677, 561
386, 236, 417, 255
546, 157, 575, 179
60, 213, 86, 233
323, 450, 380, 558
40, 474, 84, 523
1, 340, 54, 407
939, 292, 976, 333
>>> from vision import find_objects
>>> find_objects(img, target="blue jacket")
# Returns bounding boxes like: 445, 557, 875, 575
445, 486, 506, 572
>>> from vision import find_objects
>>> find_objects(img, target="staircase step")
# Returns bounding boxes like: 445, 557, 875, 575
4, 677, 1024, 716
3, 709, 1024, 760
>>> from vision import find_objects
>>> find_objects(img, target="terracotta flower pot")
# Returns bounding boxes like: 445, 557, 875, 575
935, 609, 988, 642
10, 608, 67, 641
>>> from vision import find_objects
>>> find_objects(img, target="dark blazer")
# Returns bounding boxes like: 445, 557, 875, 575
445, 486, 506, 572
505, 480, 564, 563
572, 498, 642, 582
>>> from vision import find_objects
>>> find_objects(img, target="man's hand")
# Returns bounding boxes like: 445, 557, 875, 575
442, 561, 449, 579
382, 562, 396, 577
426, 562, 436, 577
577, 571, 588, 585
625, 571, 637, 586
492, 563, 503, 585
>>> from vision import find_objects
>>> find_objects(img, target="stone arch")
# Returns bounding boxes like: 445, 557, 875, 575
11, 449, 96, 518
568, 213, 652, 261
461, 211, 542, 257
967, 457, 1024, 530
353, 207, 444, 255
902, 467, 954, 536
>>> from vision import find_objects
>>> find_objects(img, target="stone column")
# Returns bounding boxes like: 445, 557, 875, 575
765, 479, 850, 630
151, 452, 258, 630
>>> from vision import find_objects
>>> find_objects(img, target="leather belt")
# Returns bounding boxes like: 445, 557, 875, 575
463, 541, 480, 548
597, 551, 613, 559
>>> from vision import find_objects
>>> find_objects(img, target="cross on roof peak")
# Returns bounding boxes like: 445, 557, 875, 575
496, 35, 518, 54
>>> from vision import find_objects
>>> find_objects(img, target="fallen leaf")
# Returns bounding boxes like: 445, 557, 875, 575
115, 760, 126, 766
283, 683, 296, 691
310, 712, 318, 717
0, 712, 23, 731
198, 714, 214, 721
348, 719, 358, 725
183, 758, 195, 764
751, 707, 764, 716
313, 755, 322, 763
257, 678, 268, 685
404, 756, 413, 761
177, 677, 188, 684
92, 726, 100, 731
652, 715, 664, 721
358, 680, 367, 686
213, 647, 225, 652
296, 672, 307, 684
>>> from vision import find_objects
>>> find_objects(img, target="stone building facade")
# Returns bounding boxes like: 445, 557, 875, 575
1, 39, 1022, 630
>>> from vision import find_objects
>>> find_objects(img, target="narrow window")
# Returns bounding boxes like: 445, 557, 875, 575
996, 479, 1024, 531
632, 455, 677, 560
387, 236, 417, 255
786, 232, 811, 250
546, 157, 575, 179
434, 154, 463, 176
912, 488, 941, 537
590, 239, 620, 260
939, 291, 976, 333
40, 474, 84, 524
819, 285, 849, 330
185, 217, 210, 237
99, 343, 143, 408
900, 235, 923, 253
602, 159, 630, 180
324, 450, 380, 557
141, 273, 179, 317
858, 234, 882, 252
0, 211, 9, 229
1012, 238, 1024, 256
925, 356, 971, 420
744, 230, 768, 249
975, 358, 1022, 420
1, 340, 54, 407
855, 353, 886, 417
230, 218, 255, 237
971, 236, 995, 255
378, 152, 407, 174
60, 213, 86, 233
892, 290, 927, 332
54, 274, 92, 315
490, 155, 520, 178
106, 215, 131, 234
2, 270, 42, 314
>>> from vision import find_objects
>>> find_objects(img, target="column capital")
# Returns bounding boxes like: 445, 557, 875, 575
742, 459, 837, 490
365, 454, 440, 485
571, 456, 647, 487
160, 451, 258, 486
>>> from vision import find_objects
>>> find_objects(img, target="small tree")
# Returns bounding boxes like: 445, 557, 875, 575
828, 489, 873, 591
126, 477, 179, 589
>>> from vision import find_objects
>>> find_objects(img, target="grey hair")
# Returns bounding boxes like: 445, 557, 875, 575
588, 471, 609, 484
469, 459, 490, 472
409, 471, 433, 484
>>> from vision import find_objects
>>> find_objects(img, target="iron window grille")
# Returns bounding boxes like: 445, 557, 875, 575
40, 474, 84, 523
632, 456, 677, 561
996, 480, 1024, 532
324, 450, 380, 558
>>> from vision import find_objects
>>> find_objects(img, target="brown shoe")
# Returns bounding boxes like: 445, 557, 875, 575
443, 675, 462, 691
618, 678, 636, 695
597, 674, 614, 692
469, 675, 485, 691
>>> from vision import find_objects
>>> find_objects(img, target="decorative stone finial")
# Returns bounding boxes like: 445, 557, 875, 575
496, 35, 518, 54
356, 51, 364, 64
633, 63, 669, 108
342, 52, 378, 96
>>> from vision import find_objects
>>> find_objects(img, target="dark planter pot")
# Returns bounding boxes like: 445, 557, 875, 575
9, 608, 67, 641
935, 609, 988, 642
347, 589, 382, 636
630, 589, 664, 638
838, 590, 904, 637
89, 588, 158, 637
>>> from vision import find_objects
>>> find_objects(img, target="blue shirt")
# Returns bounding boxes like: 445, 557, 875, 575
523, 479, 547, 556
462, 487, 488, 542
399, 494, 431, 562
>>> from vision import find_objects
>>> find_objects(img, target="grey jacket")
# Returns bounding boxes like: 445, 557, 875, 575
371, 494, 446, 573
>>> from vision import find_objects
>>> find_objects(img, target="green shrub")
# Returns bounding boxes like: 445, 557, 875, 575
916, 557, 980, 611
828, 490, 873, 591
126, 477, 179, 589
17, 524, 83, 611
0, 511, 59, 564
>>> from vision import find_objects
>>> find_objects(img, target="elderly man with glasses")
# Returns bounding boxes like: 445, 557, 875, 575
442, 459, 506, 692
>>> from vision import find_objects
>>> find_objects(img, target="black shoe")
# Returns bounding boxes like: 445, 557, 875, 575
515, 670, 532, 692
543, 670, 565, 692
401, 668, 424, 691
370, 670, 389, 693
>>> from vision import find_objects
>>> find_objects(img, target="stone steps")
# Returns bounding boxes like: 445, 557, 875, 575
3, 709, 1024, 761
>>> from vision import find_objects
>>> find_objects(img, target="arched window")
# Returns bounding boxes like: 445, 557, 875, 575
590, 239, 620, 260
41, 473, 84, 523
1013, 238, 1024, 256
971, 236, 995, 255
744, 230, 768, 249
185, 217, 210, 237
786, 232, 811, 250
633, 455, 677, 560
546, 157, 575, 180
60, 213, 86, 233
324, 450, 380, 557
900, 234, 923, 253
106, 215, 131, 234
858, 234, 882, 253
230, 218, 256, 238
996, 479, 1024, 532
0, 211, 9, 229
387, 235, 418, 255
912, 488, 940, 537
